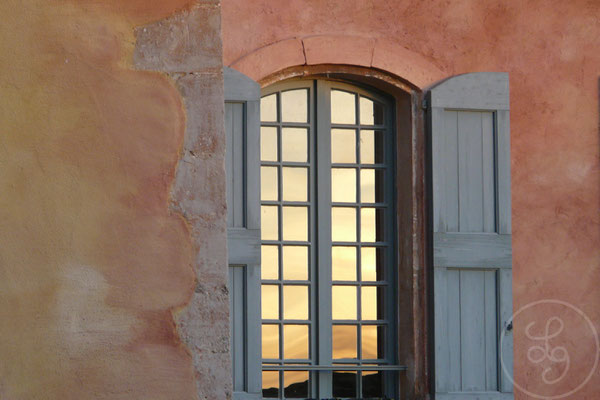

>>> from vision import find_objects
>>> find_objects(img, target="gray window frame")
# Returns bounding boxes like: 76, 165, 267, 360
258, 78, 405, 399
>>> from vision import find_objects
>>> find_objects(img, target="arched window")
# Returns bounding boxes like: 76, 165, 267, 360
225, 67, 513, 400
258, 79, 402, 399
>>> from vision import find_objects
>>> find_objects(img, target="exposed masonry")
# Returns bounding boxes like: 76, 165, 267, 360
134, 3, 231, 400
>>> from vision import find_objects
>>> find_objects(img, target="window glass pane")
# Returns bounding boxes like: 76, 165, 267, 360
282, 246, 308, 280
332, 207, 356, 242
331, 128, 356, 164
332, 285, 357, 319
332, 246, 357, 281
261, 206, 278, 240
282, 127, 308, 162
360, 208, 384, 242
362, 370, 383, 398
361, 286, 384, 320
262, 245, 279, 280
360, 96, 384, 125
261, 166, 278, 201
360, 130, 384, 164
332, 325, 357, 359
261, 94, 277, 122
331, 90, 356, 124
360, 169, 384, 203
262, 371, 279, 398
333, 371, 357, 398
261, 284, 279, 319
282, 167, 308, 202
283, 325, 309, 359
282, 206, 308, 241
281, 89, 308, 123
261, 126, 278, 162
284, 285, 309, 320
331, 168, 356, 203
262, 324, 280, 359
362, 325, 384, 359
361, 247, 384, 281
284, 371, 309, 398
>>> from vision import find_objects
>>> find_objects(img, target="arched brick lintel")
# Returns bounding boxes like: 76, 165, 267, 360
228, 35, 447, 89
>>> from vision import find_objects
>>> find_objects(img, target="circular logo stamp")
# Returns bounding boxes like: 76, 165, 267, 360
500, 299, 599, 399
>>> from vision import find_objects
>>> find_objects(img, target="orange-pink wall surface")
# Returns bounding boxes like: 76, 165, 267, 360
0, 1, 219, 399
223, 0, 600, 398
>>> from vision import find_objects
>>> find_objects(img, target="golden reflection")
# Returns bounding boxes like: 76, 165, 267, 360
360, 130, 384, 164
331, 207, 356, 242
360, 208, 378, 242
261, 166, 278, 201
284, 371, 309, 398
360, 169, 375, 203
262, 285, 279, 319
359, 170, 383, 205
282, 206, 308, 241
261, 94, 277, 122
361, 286, 381, 320
331, 90, 356, 124
332, 286, 357, 319
282, 167, 308, 202
281, 89, 308, 123
331, 129, 356, 164
261, 206, 279, 240
261, 245, 279, 280
283, 325, 309, 359
361, 247, 381, 281
332, 325, 357, 359
262, 371, 279, 393
282, 127, 308, 162
332, 246, 357, 281
362, 325, 383, 359
283, 285, 309, 320
262, 324, 280, 359
261, 126, 278, 162
331, 168, 356, 203
360, 96, 383, 125
282, 246, 308, 280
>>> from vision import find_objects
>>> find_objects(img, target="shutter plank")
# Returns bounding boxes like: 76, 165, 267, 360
447, 269, 462, 392
481, 112, 496, 233
458, 111, 485, 233
484, 271, 498, 391
460, 270, 486, 391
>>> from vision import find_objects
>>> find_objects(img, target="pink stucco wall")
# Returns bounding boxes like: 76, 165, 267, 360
222, 0, 600, 398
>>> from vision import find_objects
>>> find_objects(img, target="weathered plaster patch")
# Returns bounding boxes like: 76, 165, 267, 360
0, 0, 203, 398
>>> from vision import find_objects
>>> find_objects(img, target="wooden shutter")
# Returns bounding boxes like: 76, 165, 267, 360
428, 73, 513, 400
225, 67, 262, 400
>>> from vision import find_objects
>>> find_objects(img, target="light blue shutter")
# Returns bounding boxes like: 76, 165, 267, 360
225, 67, 262, 400
428, 73, 513, 400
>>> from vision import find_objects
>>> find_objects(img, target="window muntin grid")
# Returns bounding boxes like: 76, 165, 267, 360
260, 80, 397, 399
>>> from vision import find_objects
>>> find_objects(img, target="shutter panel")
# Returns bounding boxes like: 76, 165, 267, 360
428, 73, 513, 400
225, 67, 262, 400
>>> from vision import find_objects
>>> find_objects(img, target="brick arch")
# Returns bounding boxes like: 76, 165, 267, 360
227, 34, 447, 89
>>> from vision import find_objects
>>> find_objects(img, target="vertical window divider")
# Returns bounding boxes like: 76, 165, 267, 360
315, 79, 333, 396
